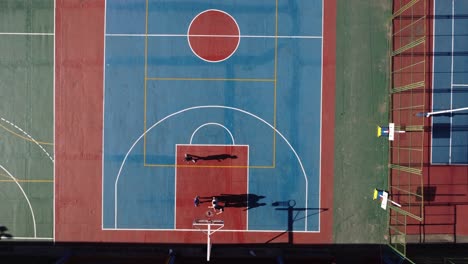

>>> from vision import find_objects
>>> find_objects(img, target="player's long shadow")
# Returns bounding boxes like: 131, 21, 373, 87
185, 153, 238, 163
0, 226, 13, 239
265, 200, 328, 244
199, 194, 266, 211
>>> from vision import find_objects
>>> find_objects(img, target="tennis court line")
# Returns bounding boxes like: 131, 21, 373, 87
452, 84, 468, 87
0, 32, 54, 36
106, 33, 322, 39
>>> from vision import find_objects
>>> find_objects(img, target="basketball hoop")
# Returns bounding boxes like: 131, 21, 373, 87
193, 219, 224, 262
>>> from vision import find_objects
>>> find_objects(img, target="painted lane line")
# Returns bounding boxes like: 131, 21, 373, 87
0, 117, 54, 162
0, 32, 54, 36
106, 33, 322, 39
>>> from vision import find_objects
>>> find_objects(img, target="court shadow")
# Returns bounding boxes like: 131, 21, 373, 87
266, 200, 328, 244
414, 186, 466, 202
0, 226, 13, 239
433, 123, 468, 139
198, 193, 266, 210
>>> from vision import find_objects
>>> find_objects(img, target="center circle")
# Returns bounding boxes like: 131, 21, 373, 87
187, 9, 240, 63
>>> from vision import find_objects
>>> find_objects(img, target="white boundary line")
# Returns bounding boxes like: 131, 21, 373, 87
449, 0, 454, 164
0, 165, 37, 238
112, 106, 311, 231
452, 84, 468, 87
0, 32, 54, 36
430, 0, 436, 164
53, 0, 56, 242
101, 0, 108, 231
3, 237, 53, 240
106, 33, 322, 39
101, 228, 319, 233
317, 0, 324, 233
103, 1, 323, 233
102, 227, 318, 233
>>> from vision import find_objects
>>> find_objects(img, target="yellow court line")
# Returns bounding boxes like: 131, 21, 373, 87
0, 173, 52, 183
143, 0, 149, 165
146, 77, 275, 82
0, 179, 53, 183
141, 2, 278, 168
0, 123, 53, 145
143, 163, 274, 169
272, 0, 278, 167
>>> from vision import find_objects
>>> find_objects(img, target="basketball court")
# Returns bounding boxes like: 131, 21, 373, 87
54, 0, 336, 244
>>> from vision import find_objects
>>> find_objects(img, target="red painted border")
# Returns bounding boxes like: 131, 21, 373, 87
55, 0, 336, 243
319, 0, 336, 243
55, 0, 105, 242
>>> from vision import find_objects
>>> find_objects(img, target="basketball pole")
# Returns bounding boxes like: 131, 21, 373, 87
416, 106, 468, 117
207, 224, 211, 262
193, 219, 224, 262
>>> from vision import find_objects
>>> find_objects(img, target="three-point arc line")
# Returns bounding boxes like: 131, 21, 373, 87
0, 117, 54, 162
114, 105, 310, 231
0, 165, 37, 238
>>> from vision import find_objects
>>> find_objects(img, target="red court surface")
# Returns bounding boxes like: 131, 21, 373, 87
55, 0, 336, 244
175, 145, 248, 230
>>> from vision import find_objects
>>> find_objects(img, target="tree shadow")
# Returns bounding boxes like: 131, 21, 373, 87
265, 200, 328, 244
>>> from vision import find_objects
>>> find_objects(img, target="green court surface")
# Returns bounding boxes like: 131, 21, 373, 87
333, 0, 390, 243
0, 0, 54, 239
